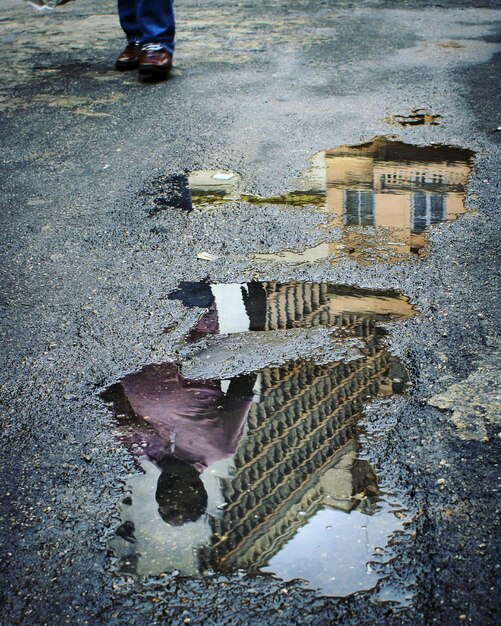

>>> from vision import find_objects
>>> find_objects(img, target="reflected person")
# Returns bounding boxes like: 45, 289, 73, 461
107, 363, 256, 525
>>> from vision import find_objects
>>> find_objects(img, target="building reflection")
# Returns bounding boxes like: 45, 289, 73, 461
320, 137, 473, 261
104, 283, 410, 592
187, 138, 473, 265
168, 280, 416, 342
202, 341, 399, 576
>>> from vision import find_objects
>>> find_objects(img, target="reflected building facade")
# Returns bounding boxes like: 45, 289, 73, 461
169, 280, 415, 342
187, 137, 475, 265
322, 137, 473, 260
203, 336, 391, 575
257, 280, 415, 330
164, 139, 472, 265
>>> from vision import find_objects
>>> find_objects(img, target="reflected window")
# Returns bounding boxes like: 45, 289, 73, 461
344, 190, 375, 226
411, 192, 446, 232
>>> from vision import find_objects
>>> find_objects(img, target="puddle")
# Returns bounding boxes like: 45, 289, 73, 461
385, 110, 441, 126
188, 170, 244, 204
102, 283, 414, 597
253, 138, 474, 265
147, 171, 244, 215
103, 354, 409, 595
152, 138, 472, 265
167, 281, 416, 343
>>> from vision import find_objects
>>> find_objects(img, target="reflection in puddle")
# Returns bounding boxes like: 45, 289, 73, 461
261, 501, 406, 597
180, 138, 473, 265
385, 110, 441, 126
188, 170, 244, 204
256, 138, 473, 264
168, 281, 416, 343
146, 170, 243, 214
103, 286, 413, 597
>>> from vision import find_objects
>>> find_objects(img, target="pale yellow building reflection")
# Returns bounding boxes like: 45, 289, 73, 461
321, 137, 473, 261
189, 138, 473, 265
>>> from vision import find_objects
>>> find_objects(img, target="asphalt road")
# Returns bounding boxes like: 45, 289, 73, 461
1, 0, 500, 624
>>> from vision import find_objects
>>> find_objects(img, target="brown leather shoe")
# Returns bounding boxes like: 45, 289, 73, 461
139, 44, 173, 80
115, 42, 141, 71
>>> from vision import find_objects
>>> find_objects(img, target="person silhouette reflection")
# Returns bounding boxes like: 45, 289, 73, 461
155, 457, 208, 525
108, 363, 256, 525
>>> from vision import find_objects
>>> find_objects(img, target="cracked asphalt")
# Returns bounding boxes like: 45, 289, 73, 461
1, 0, 500, 624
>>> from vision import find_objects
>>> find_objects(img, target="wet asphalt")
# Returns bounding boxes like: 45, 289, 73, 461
1, 0, 500, 624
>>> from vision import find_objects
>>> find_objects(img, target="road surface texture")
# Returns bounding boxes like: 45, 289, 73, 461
1, 0, 500, 624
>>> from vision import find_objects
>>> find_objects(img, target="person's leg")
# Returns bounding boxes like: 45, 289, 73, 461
117, 0, 141, 43
136, 0, 175, 79
116, 0, 142, 70
136, 0, 175, 54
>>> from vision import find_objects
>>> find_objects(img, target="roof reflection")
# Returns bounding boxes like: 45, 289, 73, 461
168, 280, 416, 342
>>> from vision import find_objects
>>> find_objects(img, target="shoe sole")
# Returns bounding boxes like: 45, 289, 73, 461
115, 60, 140, 71
138, 65, 171, 81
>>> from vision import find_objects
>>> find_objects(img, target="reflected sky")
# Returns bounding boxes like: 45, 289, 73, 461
262, 503, 406, 597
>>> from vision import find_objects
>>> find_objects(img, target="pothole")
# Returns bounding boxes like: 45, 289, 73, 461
102, 282, 416, 598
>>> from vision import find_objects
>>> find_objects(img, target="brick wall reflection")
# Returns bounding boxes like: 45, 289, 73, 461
203, 317, 392, 573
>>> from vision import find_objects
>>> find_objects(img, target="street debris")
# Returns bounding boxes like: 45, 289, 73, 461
429, 361, 501, 441
24, 0, 75, 10
196, 252, 220, 261
385, 109, 441, 126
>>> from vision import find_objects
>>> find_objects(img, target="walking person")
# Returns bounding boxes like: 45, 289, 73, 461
115, 0, 175, 80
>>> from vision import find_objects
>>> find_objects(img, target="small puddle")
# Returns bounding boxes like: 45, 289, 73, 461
251, 138, 473, 265
167, 281, 416, 343
102, 282, 416, 597
385, 110, 441, 126
151, 138, 473, 265
188, 170, 244, 205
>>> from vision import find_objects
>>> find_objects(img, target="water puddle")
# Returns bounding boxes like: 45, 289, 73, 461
167, 281, 416, 343
188, 170, 244, 204
385, 110, 441, 126
103, 282, 415, 597
251, 138, 473, 265
152, 138, 472, 265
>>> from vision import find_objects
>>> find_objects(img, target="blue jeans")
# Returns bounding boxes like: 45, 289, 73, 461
118, 0, 175, 54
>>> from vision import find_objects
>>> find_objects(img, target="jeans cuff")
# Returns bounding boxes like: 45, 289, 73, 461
141, 41, 175, 54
